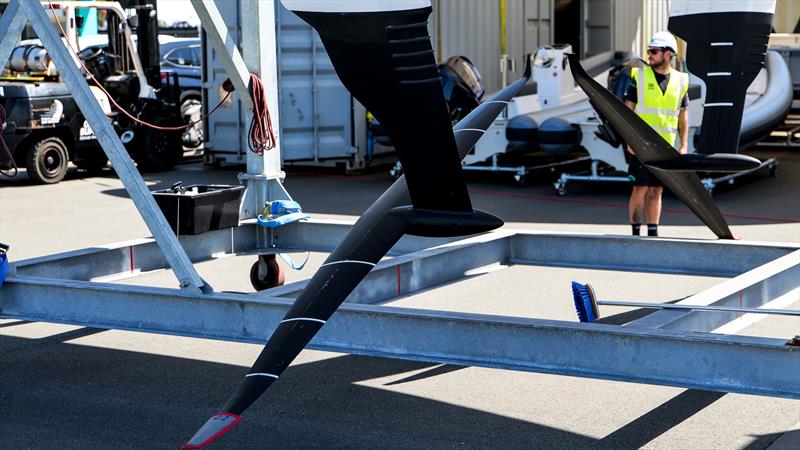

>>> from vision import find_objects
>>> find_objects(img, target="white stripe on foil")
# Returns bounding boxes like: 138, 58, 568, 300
320, 260, 377, 268
281, 317, 327, 324
246, 373, 279, 379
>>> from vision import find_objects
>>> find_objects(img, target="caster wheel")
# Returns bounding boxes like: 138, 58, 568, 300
250, 254, 286, 291
557, 187, 566, 196
769, 165, 777, 177
513, 175, 526, 187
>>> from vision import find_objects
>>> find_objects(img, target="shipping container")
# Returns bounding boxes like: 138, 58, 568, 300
202, 1, 383, 171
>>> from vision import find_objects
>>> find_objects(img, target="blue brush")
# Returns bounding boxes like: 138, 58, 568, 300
571, 281, 599, 323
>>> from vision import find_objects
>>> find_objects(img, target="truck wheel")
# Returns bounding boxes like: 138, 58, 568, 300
134, 118, 183, 172
26, 137, 69, 184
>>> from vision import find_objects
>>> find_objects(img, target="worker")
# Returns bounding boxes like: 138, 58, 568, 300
624, 31, 689, 237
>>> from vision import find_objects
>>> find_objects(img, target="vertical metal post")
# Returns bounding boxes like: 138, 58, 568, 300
191, 0, 290, 222
239, 0, 290, 219
0, 1, 26, 69
15, 0, 210, 293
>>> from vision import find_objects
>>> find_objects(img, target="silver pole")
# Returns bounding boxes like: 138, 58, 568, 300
597, 300, 800, 317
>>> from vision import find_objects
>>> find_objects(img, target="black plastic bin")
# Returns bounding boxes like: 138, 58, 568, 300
151, 184, 244, 235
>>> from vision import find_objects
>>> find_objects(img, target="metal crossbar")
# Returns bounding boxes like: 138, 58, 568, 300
2, 221, 798, 398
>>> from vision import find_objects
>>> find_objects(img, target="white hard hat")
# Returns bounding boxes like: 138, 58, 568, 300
648, 31, 678, 54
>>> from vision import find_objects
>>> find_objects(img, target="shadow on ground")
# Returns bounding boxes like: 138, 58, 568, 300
1, 324, 779, 450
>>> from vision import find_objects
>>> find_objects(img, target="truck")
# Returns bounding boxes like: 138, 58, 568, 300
0, 0, 187, 184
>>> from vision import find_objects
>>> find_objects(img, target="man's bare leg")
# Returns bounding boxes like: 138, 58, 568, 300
629, 186, 648, 235
645, 186, 664, 236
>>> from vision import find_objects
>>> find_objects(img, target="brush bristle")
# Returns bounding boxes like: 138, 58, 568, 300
571, 281, 596, 323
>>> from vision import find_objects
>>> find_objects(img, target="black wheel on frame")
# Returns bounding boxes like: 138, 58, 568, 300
249, 254, 286, 291
25, 136, 69, 184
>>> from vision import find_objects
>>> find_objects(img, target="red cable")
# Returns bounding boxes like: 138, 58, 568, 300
247, 73, 277, 155
0, 104, 19, 178
46, 0, 230, 132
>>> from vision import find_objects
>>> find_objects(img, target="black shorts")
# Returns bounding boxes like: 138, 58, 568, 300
627, 156, 663, 187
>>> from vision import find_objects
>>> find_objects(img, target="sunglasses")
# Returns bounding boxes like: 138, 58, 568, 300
647, 48, 666, 55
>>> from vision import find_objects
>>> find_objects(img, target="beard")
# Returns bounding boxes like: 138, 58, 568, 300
650, 56, 670, 71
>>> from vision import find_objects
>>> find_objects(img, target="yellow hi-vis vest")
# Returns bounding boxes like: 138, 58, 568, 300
631, 66, 688, 147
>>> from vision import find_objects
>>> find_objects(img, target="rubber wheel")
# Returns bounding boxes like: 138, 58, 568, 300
25, 136, 69, 184
133, 117, 183, 172
249, 255, 286, 291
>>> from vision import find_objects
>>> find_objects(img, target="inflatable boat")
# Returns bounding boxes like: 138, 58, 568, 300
471, 44, 793, 192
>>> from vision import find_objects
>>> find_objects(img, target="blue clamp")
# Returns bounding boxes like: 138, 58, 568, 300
0, 243, 9, 287
256, 202, 311, 270
257, 200, 310, 229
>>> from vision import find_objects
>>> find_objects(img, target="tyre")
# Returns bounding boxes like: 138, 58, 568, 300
25, 136, 69, 184
133, 117, 183, 173
249, 255, 286, 291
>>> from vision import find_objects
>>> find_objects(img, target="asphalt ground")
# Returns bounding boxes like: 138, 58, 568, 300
0, 146, 799, 449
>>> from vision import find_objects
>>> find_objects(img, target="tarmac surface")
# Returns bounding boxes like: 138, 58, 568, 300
1, 146, 799, 449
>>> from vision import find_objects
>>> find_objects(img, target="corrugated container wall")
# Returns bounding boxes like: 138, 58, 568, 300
433, 0, 553, 94
613, 0, 669, 58
434, 0, 501, 94
203, 0, 374, 170
202, 1, 245, 164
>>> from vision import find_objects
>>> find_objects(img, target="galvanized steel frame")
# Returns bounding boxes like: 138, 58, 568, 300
1, 0, 210, 293
2, 220, 799, 399
1, 0, 798, 403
